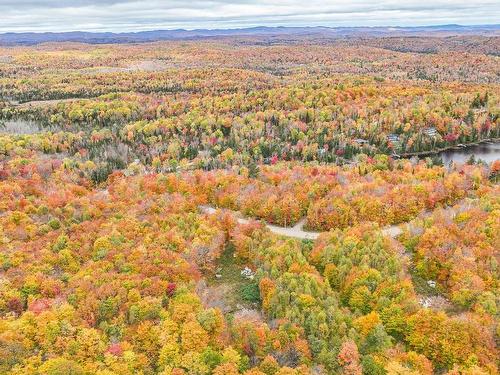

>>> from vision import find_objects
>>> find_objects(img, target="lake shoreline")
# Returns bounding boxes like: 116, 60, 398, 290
396, 137, 500, 159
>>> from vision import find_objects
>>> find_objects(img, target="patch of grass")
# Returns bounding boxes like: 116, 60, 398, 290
209, 244, 245, 286
408, 255, 447, 297
208, 244, 261, 311
410, 267, 439, 296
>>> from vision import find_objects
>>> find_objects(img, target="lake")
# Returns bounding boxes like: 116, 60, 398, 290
438, 141, 500, 165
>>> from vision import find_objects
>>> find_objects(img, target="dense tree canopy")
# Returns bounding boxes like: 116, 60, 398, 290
0, 34, 498, 374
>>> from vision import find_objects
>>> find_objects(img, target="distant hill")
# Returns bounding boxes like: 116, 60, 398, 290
0, 24, 499, 45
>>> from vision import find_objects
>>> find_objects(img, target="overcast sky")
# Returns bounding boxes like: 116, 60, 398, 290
1, 0, 499, 33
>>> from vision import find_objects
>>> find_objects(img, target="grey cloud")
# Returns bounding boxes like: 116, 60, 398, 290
0, 0, 498, 32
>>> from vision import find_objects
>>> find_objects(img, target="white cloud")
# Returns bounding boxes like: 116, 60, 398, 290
0, 0, 498, 32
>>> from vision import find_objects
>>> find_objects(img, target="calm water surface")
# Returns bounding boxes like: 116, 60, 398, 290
439, 142, 500, 165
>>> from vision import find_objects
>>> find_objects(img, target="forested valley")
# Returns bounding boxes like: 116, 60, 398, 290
0, 34, 499, 375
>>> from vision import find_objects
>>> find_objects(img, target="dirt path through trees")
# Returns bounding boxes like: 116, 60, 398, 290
199, 205, 403, 240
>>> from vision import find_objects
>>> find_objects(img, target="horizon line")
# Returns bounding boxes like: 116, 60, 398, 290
1, 23, 499, 35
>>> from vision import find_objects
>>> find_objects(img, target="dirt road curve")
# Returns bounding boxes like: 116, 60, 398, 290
199, 205, 402, 241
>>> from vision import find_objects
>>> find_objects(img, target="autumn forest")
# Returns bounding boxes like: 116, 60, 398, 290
0, 32, 499, 375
